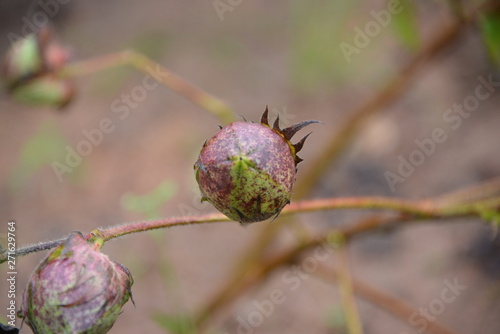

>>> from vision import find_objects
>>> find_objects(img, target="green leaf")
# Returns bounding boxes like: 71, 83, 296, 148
290, 0, 360, 92
325, 304, 347, 333
391, 0, 420, 50
121, 180, 177, 219
9, 121, 69, 190
479, 14, 500, 65
477, 206, 500, 226
152, 313, 196, 334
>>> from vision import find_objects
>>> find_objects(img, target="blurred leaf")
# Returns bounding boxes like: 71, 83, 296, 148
153, 239, 185, 325
477, 206, 500, 227
121, 180, 181, 304
121, 180, 177, 220
152, 313, 196, 334
391, 0, 420, 50
9, 120, 69, 190
479, 13, 500, 65
290, 0, 360, 93
325, 304, 348, 333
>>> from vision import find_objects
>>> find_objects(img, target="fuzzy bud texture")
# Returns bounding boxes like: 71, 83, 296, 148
19, 232, 133, 334
195, 107, 320, 224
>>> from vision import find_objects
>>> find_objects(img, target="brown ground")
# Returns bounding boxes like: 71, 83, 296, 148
1, 1, 500, 333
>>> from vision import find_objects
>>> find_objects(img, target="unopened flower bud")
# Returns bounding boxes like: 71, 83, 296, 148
2, 33, 43, 85
11, 75, 75, 108
194, 107, 320, 224
2, 26, 74, 108
19, 232, 133, 334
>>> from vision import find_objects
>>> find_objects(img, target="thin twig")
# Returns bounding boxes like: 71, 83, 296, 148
193, 185, 499, 328
97, 212, 229, 241
435, 176, 500, 206
0, 213, 228, 263
293, 16, 468, 198
195, 213, 463, 333
314, 264, 457, 334
3, 192, 498, 264
194, 191, 499, 328
58, 50, 237, 124
194, 7, 487, 328
336, 243, 364, 334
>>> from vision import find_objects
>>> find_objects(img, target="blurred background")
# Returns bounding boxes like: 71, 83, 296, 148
1, 0, 500, 333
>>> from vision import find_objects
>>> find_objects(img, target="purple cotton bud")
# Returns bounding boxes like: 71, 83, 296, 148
194, 107, 320, 224
19, 232, 133, 334
2, 26, 74, 108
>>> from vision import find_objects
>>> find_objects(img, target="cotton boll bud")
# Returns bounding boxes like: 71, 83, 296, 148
195, 107, 320, 224
19, 232, 133, 334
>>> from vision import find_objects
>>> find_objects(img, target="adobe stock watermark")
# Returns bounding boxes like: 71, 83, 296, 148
4, 221, 18, 327
7, 0, 72, 47
400, 277, 467, 334
226, 240, 337, 334
213, 0, 244, 21
339, 0, 408, 63
51, 65, 169, 182
384, 74, 500, 192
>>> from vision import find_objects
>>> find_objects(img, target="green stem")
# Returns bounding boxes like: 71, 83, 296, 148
98, 212, 229, 241
293, 15, 467, 199
58, 50, 236, 125
336, 244, 364, 334
2, 195, 498, 264
435, 176, 500, 205
286, 197, 437, 217
315, 264, 457, 334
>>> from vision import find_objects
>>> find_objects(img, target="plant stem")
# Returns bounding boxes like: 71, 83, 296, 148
315, 264, 457, 334
293, 16, 468, 199
335, 243, 364, 334
97, 213, 229, 241
195, 213, 461, 334
194, 188, 497, 328
2, 193, 498, 264
435, 176, 500, 206
286, 197, 436, 216
0, 213, 227, 264
198, 12, 479, 330
58, 50, 237, 125
179, 4, 499, 327
194, 193, 500, 329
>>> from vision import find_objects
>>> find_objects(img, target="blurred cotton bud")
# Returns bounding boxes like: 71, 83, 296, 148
2, 32, 43, 85
3, 26, 70, 83
19, 232, 134, 334
11, 75, 75, 108
2, 26, 74, 108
